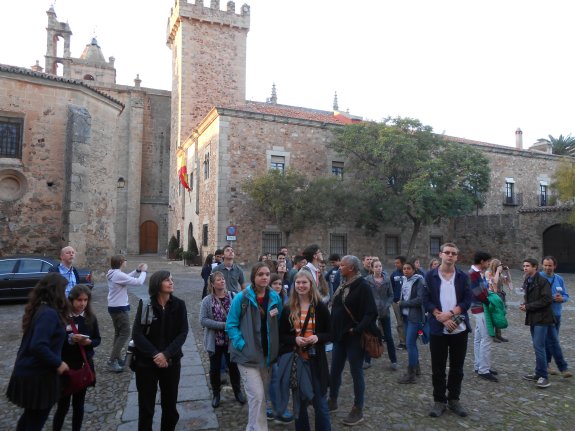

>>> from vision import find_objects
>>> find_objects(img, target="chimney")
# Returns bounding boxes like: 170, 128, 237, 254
30, 60, 43, 73
515, 128, 523, 150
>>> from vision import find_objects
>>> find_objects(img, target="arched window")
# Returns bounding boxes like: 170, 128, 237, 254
83, 74, 95, 81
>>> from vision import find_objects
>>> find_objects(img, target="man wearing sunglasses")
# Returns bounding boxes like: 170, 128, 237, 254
423, 243, 473, 418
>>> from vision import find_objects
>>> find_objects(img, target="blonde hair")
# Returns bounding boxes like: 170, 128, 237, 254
208, 271, 226, 295
488, 258, 501, 275
289, 269, 322, 328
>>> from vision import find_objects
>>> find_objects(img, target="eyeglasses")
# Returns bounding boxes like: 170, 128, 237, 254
442, 251, 458, 256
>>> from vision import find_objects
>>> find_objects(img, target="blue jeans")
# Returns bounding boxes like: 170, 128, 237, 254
364, 316, 397, 365
530, 325, 550, 378
268, 363, 279, 413
329, 332, 365, 408
534, 322, 568, 372
403, 315, 420, 368
295, 366, 331, 431
546, 315, 564, 366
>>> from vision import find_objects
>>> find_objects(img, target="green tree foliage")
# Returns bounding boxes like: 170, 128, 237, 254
329, 117, 491, 256
538, 134, 575, 155
242, 169, 347, 244
552, 161, 575, 223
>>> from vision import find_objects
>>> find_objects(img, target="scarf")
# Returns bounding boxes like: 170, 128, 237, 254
333, 273, 362, 302
401, 274, 423, 301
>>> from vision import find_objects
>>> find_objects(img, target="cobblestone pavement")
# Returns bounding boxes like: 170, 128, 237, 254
1, 260, 574, 430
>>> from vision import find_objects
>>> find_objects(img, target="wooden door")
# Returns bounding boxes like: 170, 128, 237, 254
140, 221, 158, 254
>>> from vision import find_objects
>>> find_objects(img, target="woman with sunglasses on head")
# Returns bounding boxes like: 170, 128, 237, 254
226, 262, 283, 430
200, 271, 245, 408
132, 270, 189, 431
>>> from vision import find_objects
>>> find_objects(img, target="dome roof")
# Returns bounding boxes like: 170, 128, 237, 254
79, 38, 106, 63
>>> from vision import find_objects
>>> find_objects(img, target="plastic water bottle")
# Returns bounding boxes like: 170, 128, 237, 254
124, 340, 135, 370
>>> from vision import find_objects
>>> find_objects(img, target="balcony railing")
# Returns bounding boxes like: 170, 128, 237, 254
503, 192, 523, 206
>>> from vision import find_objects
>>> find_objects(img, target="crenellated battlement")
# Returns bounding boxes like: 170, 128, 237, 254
167, 0, 250, 45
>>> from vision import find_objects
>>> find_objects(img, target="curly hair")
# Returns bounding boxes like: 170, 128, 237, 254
22, 273, 69, 333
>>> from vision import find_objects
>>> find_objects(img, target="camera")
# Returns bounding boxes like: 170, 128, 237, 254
447, 314, 465, 333
303, 345, 316, 357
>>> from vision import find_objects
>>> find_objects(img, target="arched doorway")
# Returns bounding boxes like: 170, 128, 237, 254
543, 224, 575, 273
140, 220, 158, 254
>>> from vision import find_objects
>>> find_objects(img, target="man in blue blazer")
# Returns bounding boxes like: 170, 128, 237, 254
423, 242, 473, 418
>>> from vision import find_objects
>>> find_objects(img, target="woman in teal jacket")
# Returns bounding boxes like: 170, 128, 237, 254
226, 262, 282, 431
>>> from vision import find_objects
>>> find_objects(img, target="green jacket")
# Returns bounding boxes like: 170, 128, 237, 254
483, 291, 508, 336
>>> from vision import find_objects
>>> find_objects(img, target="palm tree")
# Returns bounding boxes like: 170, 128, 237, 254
538, 134, 575, 155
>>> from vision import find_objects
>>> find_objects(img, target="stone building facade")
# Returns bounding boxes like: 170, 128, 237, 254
0, 6, 171, 267
167, 0, 574, 271
1, 1, 573, 271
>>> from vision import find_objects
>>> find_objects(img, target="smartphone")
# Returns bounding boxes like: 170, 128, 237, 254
79, 334, 90, 339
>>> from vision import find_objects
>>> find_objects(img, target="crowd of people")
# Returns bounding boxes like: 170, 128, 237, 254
5, 242, 572, 430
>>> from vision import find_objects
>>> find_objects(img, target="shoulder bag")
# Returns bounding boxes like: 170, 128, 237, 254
63, 319, 96, 396
342, 296, 384, 359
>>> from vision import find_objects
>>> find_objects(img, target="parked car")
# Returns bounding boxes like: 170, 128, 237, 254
0, 256, 93, 301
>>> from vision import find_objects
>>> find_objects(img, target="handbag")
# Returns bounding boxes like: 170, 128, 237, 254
289, 306, 314, 389
63, 319, 96, 396
342, 295, 384, 359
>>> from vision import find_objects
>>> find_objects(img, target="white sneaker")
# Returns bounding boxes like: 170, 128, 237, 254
536, 377, 550, 388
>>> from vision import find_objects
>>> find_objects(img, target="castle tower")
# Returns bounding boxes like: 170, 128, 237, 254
45, 6, 72, 75
166, 0, 251, 146
166, 0, 250, 240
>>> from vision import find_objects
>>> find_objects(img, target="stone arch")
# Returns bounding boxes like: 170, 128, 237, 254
140, 220, 158, 254
543, 223, 575, 273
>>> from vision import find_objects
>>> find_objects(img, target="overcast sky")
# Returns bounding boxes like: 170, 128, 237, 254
3, 0, 574, 148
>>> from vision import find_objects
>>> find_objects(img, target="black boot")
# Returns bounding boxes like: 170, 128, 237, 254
234, 389, 246, 405
398, 366, 416, 384
210, 371, 221, 408
211, 392, 221, 408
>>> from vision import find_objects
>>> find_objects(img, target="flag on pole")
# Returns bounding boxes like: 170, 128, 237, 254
177, 149, 191, 191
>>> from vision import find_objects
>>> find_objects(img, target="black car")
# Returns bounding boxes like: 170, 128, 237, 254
0, 256, 93, 301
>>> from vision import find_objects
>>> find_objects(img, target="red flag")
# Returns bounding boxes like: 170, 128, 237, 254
177, 150, 191, 191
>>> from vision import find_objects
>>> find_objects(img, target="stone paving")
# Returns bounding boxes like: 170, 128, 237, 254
1, 258, 574, 430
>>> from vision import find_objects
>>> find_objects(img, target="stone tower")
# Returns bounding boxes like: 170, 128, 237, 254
167, 0, 250, 144
166, 0, 250, 237
45, 6, 72, 75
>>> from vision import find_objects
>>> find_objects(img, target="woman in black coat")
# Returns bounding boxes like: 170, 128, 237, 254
278, 269, 332, 431
132, 270, 189, 431
201, 254, 214, 299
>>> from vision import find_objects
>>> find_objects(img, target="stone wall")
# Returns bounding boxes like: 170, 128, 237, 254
0, 71, 122, 266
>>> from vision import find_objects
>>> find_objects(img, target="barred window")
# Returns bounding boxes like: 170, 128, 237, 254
202, 224, 208, 247
262, 232, 282, 255
270, 155, 285, 172
0, 117, 23, 158
204, 153, 210, 179
385, 235, 399, 256
430, 236, 442, 256
332, 161, 344, 179
330, 233, 347, 256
